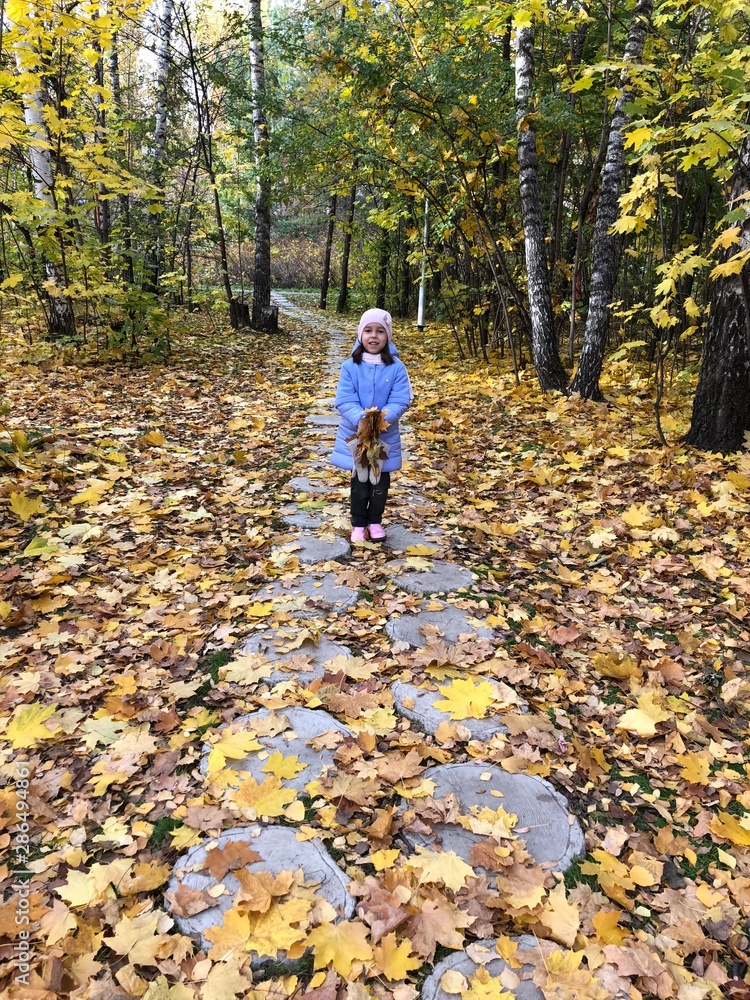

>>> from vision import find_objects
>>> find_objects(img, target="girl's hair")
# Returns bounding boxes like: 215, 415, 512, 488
352, 342, 395, 365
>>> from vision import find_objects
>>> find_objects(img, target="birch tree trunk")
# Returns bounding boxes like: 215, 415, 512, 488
14, 34, 76, 339
109, 33, 134, 285
319, 194, 337, 310
249, 0, 277, 332
182, 11, 244, 326
94, 42, 111, 266
685, 137, 750, 453
143, 0, 174, 294
515, 24, 568, 392
570, 0, 654, 399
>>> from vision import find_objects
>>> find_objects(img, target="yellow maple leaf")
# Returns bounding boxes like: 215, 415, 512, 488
9, 492, 47, 521
206, 729, 262, 776
170, 825, 203, 850
368, 848, 401, 870
461, 967, 514, 1000
541, 949, 610, 1000
4, 702, 60, 749
201, 958, 252, 1000
403, 556, 434, 572
103, 912, 165, 967
205, 904, 253, 960
677, 751, 711, 785
219, 653, 274, 685
592, 907, 628, 946
615, 690, 670, 738
405, 544, 439, 556
261, 750, 307, 780
457, 805, 517, 840
591, 652, 641, 680
69, 478, 114, 506
621, 503, 652, 527
245, 601, 276, 618
21, 535, 58, 558
372, 932, 422, 981
712, 225, 741, 251
246, 897, 311, 958
709, 810, 750, 847
433, 678, 499, 720
57, 859, 132, 909
537, 880, 579, 947
119, 862, 172, 895
307, 920, 374, 977
140, 430, 167, 446
410, 848, 476, 892
231, 773, 296, 818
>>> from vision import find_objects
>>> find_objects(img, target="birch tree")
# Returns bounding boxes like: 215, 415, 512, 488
569, 0, 654, 400
144, 0, 174, 293
249, 0, 277, 332
13, 4, 76, 339
514, 23, 568, 392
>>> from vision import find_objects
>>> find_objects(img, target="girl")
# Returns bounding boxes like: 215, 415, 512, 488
331, 308, 412, 542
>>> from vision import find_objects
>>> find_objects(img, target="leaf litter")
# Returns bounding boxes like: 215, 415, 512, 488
0, 312, 749, 998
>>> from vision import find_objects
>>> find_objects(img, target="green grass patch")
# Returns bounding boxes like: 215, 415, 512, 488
149, 817, 183, 849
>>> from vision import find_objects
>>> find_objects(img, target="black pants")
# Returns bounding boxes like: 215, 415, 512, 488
350, 471, 390, 527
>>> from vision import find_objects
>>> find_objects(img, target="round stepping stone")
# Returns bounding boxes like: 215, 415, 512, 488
167, 825, 355, 967
255, 572, 359, 616
282, 508, 329, 530
401, 762, 585, 872
422, 937, 542, 1000
391, 679, 522, 739
383, 525, 447, 553
287, 476, 335, 495
306, 413, 340, 426
239, 632, 352, 685
386, 607, 494, 647
201, 707, 352, 790
386, 559, 474, 595
274, 534, 350, 564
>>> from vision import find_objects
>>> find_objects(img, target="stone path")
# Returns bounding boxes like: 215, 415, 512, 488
422, 937, 543, 1000
167, 825, 355, 968
168, 296, 586, 991
200, 708, 352, 789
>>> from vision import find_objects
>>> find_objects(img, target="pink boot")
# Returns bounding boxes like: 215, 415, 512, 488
351, 527, 367, 543
368, 523, 386, 541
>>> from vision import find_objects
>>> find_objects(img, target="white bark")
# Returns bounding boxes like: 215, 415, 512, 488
145, 0, 174, 291
249, 0, 275, 329
570, 0, 654, 399
14, 31, 75, 337
153, 0, 173, 183
515, 24, 568, 391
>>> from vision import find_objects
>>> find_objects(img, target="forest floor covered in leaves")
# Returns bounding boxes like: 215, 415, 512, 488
1, 304, 750, 1000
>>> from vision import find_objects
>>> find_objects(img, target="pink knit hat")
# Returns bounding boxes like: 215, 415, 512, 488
357, 308, 393, 343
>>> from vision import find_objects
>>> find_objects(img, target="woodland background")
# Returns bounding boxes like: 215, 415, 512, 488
0, 0, 749, 450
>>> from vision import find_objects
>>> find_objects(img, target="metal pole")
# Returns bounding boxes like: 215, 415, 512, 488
417, 197, 429, 331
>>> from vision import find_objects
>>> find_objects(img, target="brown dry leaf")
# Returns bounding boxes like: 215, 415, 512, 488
403, 896, 475, 960
203, 841, 262, 880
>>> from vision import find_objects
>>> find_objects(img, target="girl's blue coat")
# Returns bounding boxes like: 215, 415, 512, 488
330, 356, 411, 472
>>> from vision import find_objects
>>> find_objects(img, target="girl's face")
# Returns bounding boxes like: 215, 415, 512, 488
361, 323, 388, 354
